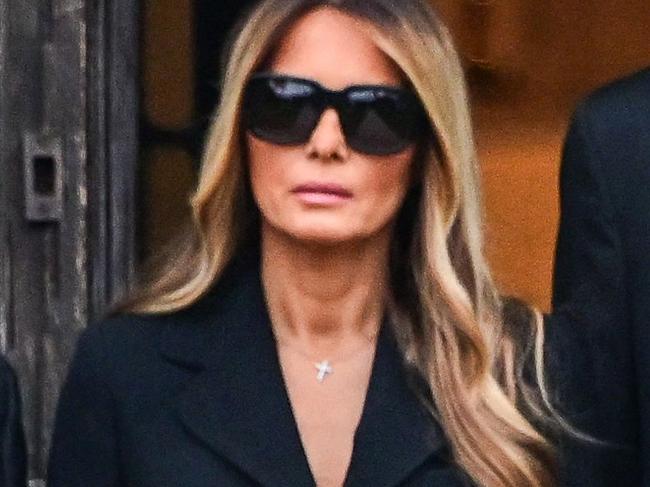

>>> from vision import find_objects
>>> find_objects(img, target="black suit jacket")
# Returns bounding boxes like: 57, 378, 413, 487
0, 355, 26, 487
553, 67, 650, 486
47, 252, 472, 487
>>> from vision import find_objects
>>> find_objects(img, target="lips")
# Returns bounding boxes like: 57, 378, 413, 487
292, 183, 353, 197
291, 183, 353, 205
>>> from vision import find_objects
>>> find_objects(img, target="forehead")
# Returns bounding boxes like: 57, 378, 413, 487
267, 7, 404, 89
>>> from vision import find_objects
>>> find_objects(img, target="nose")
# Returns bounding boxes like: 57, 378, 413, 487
305, 108, 350, 160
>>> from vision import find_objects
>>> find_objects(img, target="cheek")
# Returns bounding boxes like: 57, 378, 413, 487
247, 137, 288, 209
362, 151, 415, 216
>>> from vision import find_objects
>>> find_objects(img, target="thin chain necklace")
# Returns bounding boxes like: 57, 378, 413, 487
273, 328, 379, 383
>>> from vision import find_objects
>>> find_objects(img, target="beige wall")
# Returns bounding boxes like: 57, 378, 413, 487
433, 0, 650, 309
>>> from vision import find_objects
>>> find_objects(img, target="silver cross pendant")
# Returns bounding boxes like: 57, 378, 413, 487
315, 360, 333, 383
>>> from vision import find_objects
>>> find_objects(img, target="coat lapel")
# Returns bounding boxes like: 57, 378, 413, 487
344, 321, 450, 487
160, 250, 451, 487
160, 252, 316, 486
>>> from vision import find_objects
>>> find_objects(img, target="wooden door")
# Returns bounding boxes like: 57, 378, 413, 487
0, 0, 138, 482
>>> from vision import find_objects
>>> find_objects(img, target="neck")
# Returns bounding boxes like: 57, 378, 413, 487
261, 223, 391, 352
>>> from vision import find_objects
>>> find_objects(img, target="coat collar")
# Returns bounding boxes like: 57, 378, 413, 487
159, 250, 450, 487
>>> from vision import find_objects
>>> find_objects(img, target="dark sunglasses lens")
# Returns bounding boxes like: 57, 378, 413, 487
244, 77, 321, 145
343, 88, 424, 155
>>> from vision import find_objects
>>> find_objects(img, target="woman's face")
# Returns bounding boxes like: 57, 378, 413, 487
246, 7, 417, 245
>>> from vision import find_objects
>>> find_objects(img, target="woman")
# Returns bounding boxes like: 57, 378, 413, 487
48, 1, 572, 486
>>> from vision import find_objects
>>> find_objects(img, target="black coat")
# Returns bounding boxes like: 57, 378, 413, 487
553, 67, 650, 486
47, 247, 597, 486
0, 355, 26, 487
47, 252, 473, 487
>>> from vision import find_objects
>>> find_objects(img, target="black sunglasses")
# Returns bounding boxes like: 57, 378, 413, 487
242, 73, 428, 156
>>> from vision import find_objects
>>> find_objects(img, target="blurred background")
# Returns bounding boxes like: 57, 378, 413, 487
0, 0, 649, 483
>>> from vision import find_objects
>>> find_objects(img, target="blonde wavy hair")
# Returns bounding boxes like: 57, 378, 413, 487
126, 0, 564, 485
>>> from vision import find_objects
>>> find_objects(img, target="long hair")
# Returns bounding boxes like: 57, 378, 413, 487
125, 1, 561, 485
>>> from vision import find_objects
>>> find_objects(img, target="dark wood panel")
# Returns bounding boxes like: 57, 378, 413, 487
88, 0, 139, 315
39, 1, 90, 476
0, 0, 53, 480
0, 0, 139, 481
106, 0, 139, 305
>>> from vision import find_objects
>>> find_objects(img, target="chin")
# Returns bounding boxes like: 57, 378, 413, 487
286, 226, 358, 246
275, 218, 374, 246
262, 215, 384, 247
